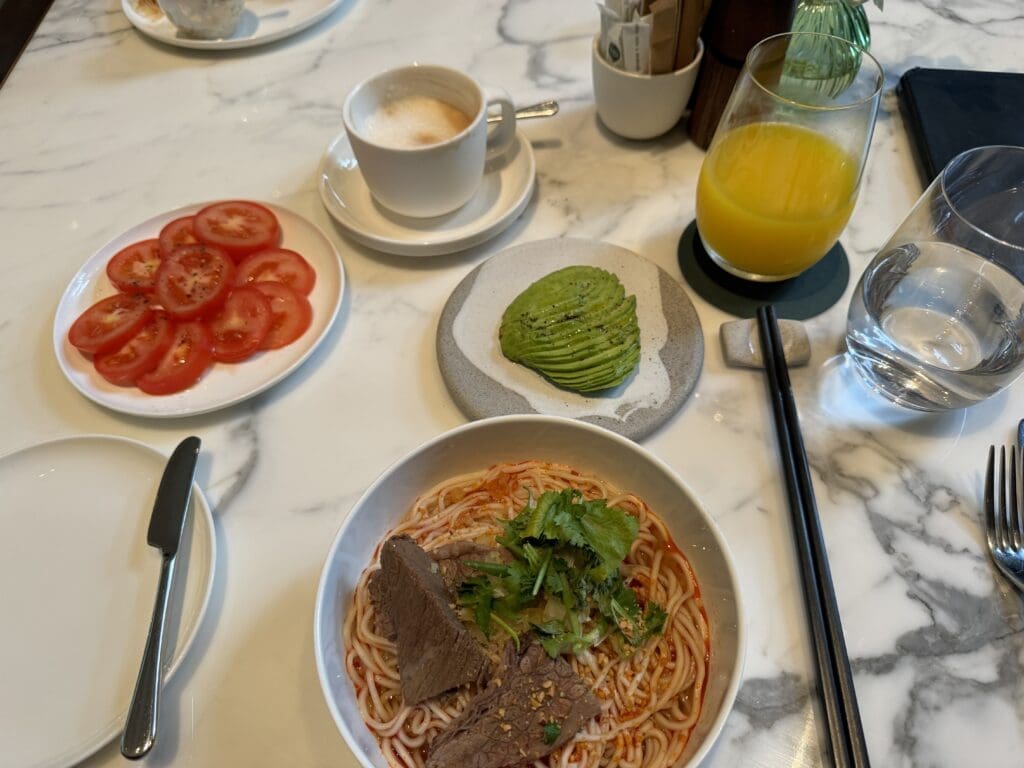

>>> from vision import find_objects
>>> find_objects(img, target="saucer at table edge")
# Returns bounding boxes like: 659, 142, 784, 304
121, 0, 345, 51
0, 435, 215, 768
318, 130, 535, 257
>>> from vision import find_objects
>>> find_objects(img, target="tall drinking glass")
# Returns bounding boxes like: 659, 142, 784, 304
695, 32, 883, 281
846, 145, 1024, 411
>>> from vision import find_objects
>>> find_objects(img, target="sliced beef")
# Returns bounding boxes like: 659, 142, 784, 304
431, 540, 512, 594
366, 569, 395, 640
426, 640, 601, 768
369, 540, 511, 639
374, 535, 490, 704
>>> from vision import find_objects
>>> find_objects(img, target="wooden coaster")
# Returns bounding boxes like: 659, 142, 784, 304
676, 220, 850, 320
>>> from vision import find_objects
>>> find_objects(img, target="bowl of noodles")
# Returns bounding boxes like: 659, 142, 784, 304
314, 415, 744, 768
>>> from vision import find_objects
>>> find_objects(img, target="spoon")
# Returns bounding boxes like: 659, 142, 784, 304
488, 99, 559, 123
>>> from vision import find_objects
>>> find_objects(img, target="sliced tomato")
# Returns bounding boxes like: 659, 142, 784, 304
137, 321, 213, 395
158, 216, 199, 259
234, 248, 316, 295
107, 239, 163, 293
154, 244, 235, 320
193, 201, 280, 261
254, 282, 313, 350
68, 293, 153, 355
94, 312, 175, 385
208, 286, 272, 363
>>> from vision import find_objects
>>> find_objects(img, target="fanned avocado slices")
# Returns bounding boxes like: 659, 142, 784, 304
499, 266, 641, 392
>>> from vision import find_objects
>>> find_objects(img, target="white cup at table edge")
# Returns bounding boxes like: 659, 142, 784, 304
343, 64, 517, 218
592, 36, 704, 141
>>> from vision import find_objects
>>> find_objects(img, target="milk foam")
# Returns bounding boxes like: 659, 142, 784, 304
363, 95, 473, 149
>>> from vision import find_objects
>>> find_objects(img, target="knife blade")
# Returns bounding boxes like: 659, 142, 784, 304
121, 435, 201, 760
147, 436, 201, 555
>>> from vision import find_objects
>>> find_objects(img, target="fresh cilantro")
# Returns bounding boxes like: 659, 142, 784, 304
542, 720, 561, 745
457, 489, 666, 658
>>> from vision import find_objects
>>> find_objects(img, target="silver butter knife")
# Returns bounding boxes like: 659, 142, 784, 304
121, 436, 201, 760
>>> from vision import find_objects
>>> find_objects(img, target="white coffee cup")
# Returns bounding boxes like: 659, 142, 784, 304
343, 65, 517, 218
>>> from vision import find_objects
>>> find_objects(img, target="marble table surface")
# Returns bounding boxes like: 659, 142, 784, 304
2, 1, 1024, 766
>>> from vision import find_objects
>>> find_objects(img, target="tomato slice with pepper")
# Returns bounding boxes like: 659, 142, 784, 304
68, 293, 153, 355
94, 311, 175, 385
154, 243, 235, 320
158, 216, 200, 259
193, 201, 280, 261
234, 248, 316, 295
254, 282, 313, 350
107, 239, 163, 294
208, 286, 273, 363
137, 321, 213, 395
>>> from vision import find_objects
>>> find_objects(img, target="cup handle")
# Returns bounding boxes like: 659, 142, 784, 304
484, 87, 516, 160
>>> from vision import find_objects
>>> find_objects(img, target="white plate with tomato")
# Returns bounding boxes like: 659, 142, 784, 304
54, 200, 345, 418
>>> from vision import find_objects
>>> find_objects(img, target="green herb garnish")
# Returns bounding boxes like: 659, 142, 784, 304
542, 720, 561, 745
456, 489, 666, 657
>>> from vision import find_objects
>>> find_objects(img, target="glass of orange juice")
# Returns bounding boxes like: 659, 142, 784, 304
695, 32, 883, 282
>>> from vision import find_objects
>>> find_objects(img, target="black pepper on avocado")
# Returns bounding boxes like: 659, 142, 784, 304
499, 266, 640, 392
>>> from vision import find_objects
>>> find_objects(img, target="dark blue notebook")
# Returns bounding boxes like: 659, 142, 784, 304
898, 67, 1024, 186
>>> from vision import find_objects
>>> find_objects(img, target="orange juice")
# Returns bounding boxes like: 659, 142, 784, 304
696, 122, 859, 279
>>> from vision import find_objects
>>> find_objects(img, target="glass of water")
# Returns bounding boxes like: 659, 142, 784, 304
846, 145, 1024, 410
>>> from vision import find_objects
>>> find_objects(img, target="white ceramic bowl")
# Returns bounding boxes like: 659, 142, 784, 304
314, 415, 745, 768
591, 36, 705, 140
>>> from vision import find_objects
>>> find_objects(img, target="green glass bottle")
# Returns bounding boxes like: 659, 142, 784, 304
793, 0, 871, 50
787, 0, 872, 98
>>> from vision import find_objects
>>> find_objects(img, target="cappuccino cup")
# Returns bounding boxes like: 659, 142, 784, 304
343, 65, 516, 218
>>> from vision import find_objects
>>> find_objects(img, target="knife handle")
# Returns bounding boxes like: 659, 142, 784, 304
121, 554, 176, 759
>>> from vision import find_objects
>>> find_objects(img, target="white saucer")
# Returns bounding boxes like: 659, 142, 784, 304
318, 131, 536, 257
122, 0, 345, 51
0, 435, 216, 768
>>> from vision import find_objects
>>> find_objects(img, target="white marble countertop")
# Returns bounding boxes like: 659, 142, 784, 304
2, 1, 1024, 766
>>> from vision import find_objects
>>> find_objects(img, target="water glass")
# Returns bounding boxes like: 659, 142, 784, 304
695, 32, 883, 282
846, 145, 1024, 411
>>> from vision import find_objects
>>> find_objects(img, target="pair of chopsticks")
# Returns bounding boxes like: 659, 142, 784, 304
755, 305, 871, 768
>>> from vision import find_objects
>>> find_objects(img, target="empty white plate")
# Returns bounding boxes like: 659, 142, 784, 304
53, 201, 345, 419
122, 0, 345, 50
318, 130, 536, 257
0, 435, 216, 768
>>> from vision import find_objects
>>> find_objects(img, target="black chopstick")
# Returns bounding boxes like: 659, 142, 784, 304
756, 305, 870, 768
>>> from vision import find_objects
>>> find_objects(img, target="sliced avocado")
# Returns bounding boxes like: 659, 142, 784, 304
499, 266, 641, 393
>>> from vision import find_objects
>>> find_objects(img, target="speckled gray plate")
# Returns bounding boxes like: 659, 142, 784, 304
437, 238, 704, 440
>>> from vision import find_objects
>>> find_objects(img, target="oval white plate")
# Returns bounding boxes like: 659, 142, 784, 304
314, 415, 744, 768
0, 435, 216, 768
122, 0, 345, 50
54, 202, 345, 419
318, 130, 535, 257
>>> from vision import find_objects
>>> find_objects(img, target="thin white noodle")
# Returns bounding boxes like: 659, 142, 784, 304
343, 461, 710, 768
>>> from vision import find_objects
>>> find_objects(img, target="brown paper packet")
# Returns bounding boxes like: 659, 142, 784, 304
648, 0, 679, 74
674, 0, 712, 70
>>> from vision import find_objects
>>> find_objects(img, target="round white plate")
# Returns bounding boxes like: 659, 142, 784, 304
318, 130, 535, 257
122, 0, 345, 50
0, 435, 216, 768
54, 201, 345, 419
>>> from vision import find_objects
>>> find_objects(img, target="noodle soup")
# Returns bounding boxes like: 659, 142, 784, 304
345, 461, 710, 768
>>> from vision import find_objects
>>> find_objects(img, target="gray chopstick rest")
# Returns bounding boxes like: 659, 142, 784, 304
720, 318, 810, 368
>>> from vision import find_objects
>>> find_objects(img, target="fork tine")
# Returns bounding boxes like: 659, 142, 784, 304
997, 446, 1008, 550
986, 445, 997, 552
1010, 446, 1020, 551
1011, 444, 1019, 552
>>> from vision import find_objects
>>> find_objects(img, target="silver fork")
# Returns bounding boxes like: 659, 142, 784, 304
984, 445, 1024, 592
